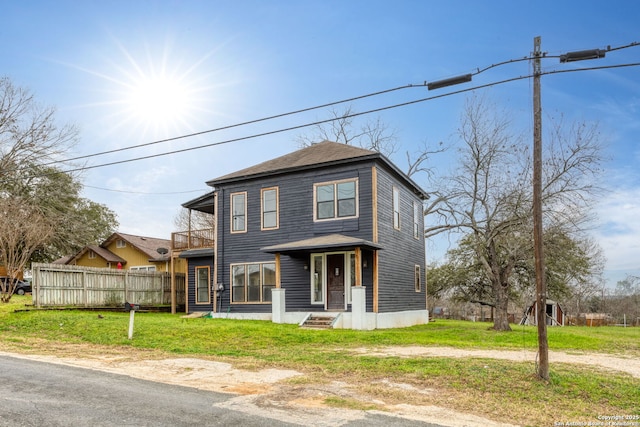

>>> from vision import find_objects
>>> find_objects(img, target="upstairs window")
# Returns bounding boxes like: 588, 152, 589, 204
415, 265, 421, 292
393, 187, 401, 230
261, 187, 279, 230
314, 179, 358, 221
116, 239, 126, 248
231, 192, 247, 233
413, 201, 421, 239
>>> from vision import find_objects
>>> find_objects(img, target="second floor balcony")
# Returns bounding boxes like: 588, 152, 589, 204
171, 228, 215, 251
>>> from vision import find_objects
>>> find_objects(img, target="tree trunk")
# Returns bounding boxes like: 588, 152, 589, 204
492, 280, 512, 331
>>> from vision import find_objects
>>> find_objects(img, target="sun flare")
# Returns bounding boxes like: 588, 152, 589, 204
127, 75, 190, 126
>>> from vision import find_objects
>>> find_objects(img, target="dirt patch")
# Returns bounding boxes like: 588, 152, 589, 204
2, 343, 637, 426
352, 346, 640, 378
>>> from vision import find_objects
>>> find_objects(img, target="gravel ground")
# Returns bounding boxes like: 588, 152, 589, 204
3, 345, 637, 427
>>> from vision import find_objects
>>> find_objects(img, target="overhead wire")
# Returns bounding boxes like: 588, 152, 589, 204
54, 75, 532, 176
40, 83, 426, 166
10, 40, 640, 181
50, 61, 640, 177
83, 185, 209, 195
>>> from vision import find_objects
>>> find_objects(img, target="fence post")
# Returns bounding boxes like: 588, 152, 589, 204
34, 264, 41, 308
82, 271, 88, 307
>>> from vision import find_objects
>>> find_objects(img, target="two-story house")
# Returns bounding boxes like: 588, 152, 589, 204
176, 141, 429, 329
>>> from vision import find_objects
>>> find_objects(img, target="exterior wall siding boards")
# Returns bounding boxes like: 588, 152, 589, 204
374, 166, 426, 313
187, 256, 214, 312
215, 162, 376, 313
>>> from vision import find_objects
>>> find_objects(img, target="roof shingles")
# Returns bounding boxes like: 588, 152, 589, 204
207, 141, 378, 185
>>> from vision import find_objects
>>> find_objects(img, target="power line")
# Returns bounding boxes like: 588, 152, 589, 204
41, 83, 425, 166
22, 61, 640, 178
9, 41, 640, 180
83, 185, 209, 195
54, 75, 533, 175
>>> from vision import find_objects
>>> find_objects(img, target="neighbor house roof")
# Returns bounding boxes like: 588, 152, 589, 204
67, 244, 126, 265
103, 232, 172, 262
64, 232, 172, 265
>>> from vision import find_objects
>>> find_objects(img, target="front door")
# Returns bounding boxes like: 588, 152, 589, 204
326, 254, 345, 310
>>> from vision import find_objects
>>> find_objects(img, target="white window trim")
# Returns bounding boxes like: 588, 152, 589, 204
230, 261, 276, 304
116, 239, 126, 248
313, 178, 359, 222
413, 200, 421, 240
309, 251, 356, 308
195, 266, 211, 304
310, 254, 325, 305
88, 251, 96, 259
130, 266, 157, 272
260, 187, 279, 230
415, 264, 421, 292
393, 186, 401, 230
230, 191, 247, 233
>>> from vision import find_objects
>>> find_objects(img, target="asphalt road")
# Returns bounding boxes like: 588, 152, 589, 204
0, 355, 444, 427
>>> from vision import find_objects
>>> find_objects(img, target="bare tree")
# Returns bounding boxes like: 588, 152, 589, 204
296, 106, 399, 157
427, 95, 604, 331
0, 197, 54, 301
173, 207, 215, 232
0, 77, 117, 295
0, 77, 78, 175
297, 106, 446, 178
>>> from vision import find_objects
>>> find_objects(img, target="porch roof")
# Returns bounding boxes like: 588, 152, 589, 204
260, 234, 382, 254
178, 248, 214, 258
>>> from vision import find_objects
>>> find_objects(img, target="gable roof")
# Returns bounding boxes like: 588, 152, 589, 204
103, 232, 172, 261
206, 140, 428, 199
207, 141, 377, 185
66, 244, 127, 265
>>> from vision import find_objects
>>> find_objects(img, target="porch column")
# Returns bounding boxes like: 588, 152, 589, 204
275, 253, 281, 288
354, 247, 362, 286
170, 252, 176, 314
271, 288, 286, 323
351, 286, 366, 330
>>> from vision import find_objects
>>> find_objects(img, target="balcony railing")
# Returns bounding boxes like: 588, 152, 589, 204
171, 228, 215, 250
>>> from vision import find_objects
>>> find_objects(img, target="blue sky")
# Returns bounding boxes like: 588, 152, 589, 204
2, 1, 639, 287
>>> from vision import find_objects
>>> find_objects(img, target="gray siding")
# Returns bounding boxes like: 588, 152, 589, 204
186, 256, 214, 312
209, 157, 425, 315
375, 165, 426, 313
216, 162, 376, 313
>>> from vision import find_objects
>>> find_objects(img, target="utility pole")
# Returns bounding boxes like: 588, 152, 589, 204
532, 35, 549, 381
426, 37, 609, 381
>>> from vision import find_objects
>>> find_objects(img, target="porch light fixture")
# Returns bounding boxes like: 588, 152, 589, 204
427, 73, 472, 90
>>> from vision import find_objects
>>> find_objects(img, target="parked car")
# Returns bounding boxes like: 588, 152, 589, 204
0, 277, 32, 295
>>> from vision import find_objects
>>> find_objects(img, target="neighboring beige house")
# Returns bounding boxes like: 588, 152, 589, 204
61, 232, 185, 273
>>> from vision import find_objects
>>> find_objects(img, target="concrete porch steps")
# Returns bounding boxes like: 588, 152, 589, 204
300, 314, 336, 329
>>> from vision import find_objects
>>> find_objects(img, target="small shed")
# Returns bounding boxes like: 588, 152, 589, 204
520, 299, 565, 326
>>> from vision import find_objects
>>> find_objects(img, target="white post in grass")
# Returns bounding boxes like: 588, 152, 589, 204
128, 309, 135, 339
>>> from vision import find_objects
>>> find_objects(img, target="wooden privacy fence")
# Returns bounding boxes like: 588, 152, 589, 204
31, 263, 185, 308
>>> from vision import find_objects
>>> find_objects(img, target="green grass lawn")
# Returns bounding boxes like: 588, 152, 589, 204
1, 295, 639, 427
